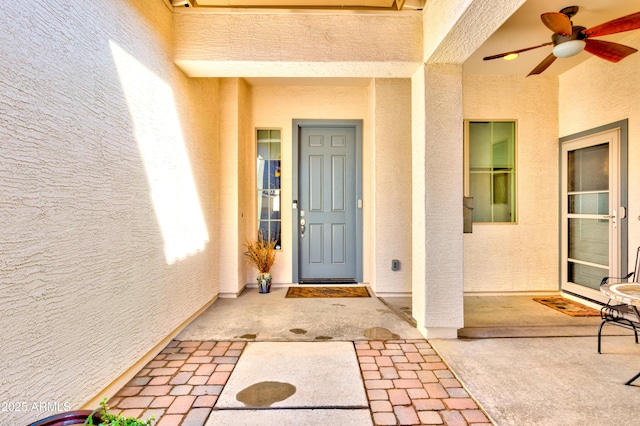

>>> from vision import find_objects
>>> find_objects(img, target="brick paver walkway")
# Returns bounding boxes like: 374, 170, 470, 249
107, 341, 242, 426
107, 339, 492, 425
356, 340, 491, 425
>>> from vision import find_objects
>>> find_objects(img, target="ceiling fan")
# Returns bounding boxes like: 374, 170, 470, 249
483, 6, 640, 76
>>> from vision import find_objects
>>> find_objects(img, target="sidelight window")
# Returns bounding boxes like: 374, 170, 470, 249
257, 129, 282, 249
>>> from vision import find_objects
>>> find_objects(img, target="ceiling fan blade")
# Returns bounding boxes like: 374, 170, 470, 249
583, 11, 640, 38
584, 39, 638, 63
541, 12, 572, 36
483, 42, 553, 61
527, 53, 557, 76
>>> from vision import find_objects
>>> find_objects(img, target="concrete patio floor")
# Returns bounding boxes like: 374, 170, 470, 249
430, 295, 640, 425
106, 289, 640, 425
174, 287, 424, 342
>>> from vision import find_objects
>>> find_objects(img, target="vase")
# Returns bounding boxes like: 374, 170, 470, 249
257, 273, 272, 293
28, 410, 101, 426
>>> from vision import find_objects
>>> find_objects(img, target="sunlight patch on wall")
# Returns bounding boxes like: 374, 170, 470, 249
110, 41, 209, 264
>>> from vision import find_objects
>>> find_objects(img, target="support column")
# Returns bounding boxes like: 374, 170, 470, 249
411, 63, 464, 338
218, 78, 250, 297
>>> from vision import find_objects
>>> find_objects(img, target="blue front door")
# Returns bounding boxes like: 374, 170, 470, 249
298, 125, 358, 282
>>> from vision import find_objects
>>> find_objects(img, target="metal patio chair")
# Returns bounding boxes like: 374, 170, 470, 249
598, 247, 640, 361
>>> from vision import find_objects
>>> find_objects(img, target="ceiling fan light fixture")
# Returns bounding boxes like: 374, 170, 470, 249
552, 39, 586, 58
503, 53, 519, 61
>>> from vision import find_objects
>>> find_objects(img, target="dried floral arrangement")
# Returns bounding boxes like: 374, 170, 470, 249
243, 233, 277, 274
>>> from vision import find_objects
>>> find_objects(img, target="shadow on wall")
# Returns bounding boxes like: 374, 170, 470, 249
110, 40, 209, 264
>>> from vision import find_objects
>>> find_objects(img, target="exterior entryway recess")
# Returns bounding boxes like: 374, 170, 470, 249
292, 120, 363, 284
560, 120, 628, 303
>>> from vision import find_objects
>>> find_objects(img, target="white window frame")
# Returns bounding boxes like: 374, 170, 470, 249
463, 119, 518, 224
256, 128, 282, 249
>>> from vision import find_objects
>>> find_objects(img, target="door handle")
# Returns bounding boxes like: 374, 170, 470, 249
604, 210, 617, 228
300, 218, 306, 238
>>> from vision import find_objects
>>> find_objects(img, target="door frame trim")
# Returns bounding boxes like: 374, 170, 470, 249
558, 119, 628, 300
292, 119, 363, 284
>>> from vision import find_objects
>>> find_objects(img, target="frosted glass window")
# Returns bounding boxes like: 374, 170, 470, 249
466, 121, 516, 223
257, 129, 282, 249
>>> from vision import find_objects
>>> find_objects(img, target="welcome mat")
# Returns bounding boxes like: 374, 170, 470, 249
286, 286, 370, 298
533, 297, 601, 317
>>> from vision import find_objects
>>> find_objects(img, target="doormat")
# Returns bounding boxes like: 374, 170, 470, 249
533, 297, 601, 317
286, 286, 370, 298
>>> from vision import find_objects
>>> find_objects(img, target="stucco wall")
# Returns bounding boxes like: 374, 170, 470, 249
0, 1, 219, 423
559, 31, 640, 263
462, 74, 559, 293
371, 79, 413, 295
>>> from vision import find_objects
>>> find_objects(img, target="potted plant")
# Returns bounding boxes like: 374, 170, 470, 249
29, 399, 152, 426
243, 233, 277, 293
83, 399, 153, 425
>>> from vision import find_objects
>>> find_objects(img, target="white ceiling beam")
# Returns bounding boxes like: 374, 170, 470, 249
423, 0, 525, 64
